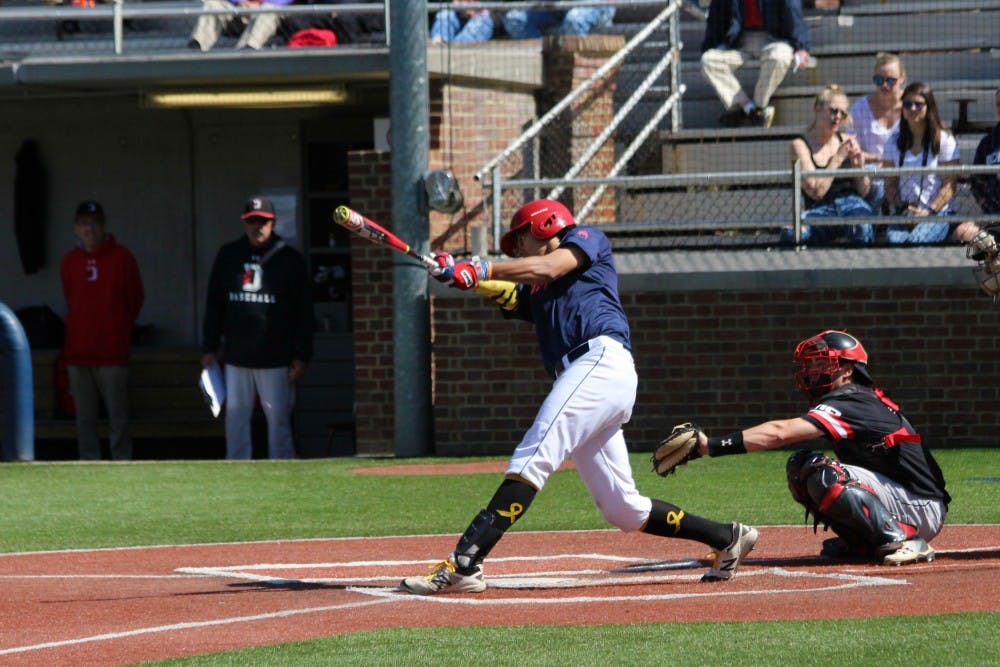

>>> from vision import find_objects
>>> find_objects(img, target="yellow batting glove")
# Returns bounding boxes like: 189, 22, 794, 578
473, 280, 519, 312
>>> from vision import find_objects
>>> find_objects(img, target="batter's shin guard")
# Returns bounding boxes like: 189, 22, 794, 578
452, 509, 506, 573
805, 466, 907, 552
452, 480, 537, 572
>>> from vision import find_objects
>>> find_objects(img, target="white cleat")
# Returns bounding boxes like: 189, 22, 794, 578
882, 538, 935, 566
701, 522, 759, 582
400, 558, 487, 595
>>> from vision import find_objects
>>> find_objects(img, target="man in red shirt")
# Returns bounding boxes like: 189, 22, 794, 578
60, 200, 144, 460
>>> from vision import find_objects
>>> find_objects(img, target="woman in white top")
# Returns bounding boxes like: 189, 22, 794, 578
850, 53, 905, 211
882, 82, 960, 244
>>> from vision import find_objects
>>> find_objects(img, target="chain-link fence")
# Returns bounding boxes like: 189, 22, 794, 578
4, 0, 996, 254
473, 0, 1000, 252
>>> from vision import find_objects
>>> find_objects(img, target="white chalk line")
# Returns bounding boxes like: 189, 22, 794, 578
2, 536, 996, 656
0, 597, 395, 657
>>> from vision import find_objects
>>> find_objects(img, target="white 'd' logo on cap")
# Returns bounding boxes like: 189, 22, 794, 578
252, 198, 263, 210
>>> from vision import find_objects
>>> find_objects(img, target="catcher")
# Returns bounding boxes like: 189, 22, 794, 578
653, 329, 950, 565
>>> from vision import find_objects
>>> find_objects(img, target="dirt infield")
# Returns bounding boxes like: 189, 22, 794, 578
0, 524, 997, 666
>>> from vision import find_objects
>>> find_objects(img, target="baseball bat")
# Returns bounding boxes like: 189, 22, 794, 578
332, 205, 436, 269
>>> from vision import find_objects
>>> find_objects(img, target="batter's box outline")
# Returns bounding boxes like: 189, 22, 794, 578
176, 553, 907, 604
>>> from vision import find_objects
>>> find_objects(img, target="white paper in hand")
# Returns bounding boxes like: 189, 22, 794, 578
198, 362, 226, 418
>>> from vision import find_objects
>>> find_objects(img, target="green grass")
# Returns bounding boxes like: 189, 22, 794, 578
146, 613, 1000, 667
1, 449, 997, 665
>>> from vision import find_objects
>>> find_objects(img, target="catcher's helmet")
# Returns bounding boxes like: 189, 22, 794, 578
793, 330, 873, 402
500, 199, 575, 257
968, 229, 1000, 304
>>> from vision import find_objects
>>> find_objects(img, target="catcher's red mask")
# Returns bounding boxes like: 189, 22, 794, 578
793, 330, 870, 402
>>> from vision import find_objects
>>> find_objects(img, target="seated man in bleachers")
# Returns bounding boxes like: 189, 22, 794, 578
502, 0, 615, 39
188, 0, 294, 51
700, 0, 811, 128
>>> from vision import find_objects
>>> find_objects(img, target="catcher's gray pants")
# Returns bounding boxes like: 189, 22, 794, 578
68, 364, 132, 461
224, 364, 296, 460
700, 31, 795, 110
190, 0, 283, 50
844, 464, 947, 541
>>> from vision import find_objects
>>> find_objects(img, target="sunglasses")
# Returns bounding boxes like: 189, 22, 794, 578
243, 216, 272, 225
873, 75, 898, 87
903, 100, 926, 111
828, 107, 848, 119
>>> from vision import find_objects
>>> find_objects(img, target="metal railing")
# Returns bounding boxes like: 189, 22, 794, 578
486, 162, 1000, 250
475, 0, 688, 252
0, 1, 389, 54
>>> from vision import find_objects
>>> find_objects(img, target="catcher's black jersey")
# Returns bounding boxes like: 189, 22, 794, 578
802, 384, 951, 506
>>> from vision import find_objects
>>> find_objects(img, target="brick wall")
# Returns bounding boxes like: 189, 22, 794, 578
432, 286, 1000, 454
346, 151, 395, 455
427, 79, 536, 253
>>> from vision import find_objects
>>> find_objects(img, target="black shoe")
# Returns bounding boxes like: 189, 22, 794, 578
187, 38, 201, 50
719, 107, 748, 128
747, 106, 775, 128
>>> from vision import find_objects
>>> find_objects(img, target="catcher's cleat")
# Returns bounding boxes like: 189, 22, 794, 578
881, 538, 935, 566
400, 557, 487, 595
820, 537, 876, 561
701, 522, 759, 582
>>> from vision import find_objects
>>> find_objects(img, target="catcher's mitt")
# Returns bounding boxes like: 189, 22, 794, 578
651, 422, 703, 477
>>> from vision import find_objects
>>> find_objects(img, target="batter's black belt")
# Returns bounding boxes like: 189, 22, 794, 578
553, 336, 630, 375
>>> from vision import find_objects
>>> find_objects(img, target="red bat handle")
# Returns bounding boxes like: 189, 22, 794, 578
333, 206, 436, 269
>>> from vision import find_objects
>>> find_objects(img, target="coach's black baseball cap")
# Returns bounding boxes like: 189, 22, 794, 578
75, 200, 105, 221
241, 196, 276, 220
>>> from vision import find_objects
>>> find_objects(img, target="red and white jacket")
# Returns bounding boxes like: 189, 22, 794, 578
60, 235, 144, 366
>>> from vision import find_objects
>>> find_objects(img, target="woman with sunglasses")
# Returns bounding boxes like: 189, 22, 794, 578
882, 82, 961, 244
850, 53, 906, 211
780, 84, 873, 245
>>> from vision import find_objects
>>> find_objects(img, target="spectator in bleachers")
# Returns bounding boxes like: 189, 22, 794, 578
188, 0, 294, 51
502, 1, 615, 39
700, 0, 811, 128
969, 88, 1000, 217
956, 88, 1000, 252
430, 1, 494, 44
780, 84, 873, 246
882, 82, 963, 244
850, 52, 906, 213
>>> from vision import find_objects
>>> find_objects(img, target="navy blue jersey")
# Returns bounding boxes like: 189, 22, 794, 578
802, 384, 950, 506
509, 226, 630, 376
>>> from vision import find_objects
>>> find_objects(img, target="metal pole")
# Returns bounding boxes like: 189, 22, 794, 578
389, 0, 431, 456
0, 302, 34, 461
792, 159, 803, 248
113, 0, 123, 54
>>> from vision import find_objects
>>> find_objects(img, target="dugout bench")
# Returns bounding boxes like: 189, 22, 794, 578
27, 347, 224, 459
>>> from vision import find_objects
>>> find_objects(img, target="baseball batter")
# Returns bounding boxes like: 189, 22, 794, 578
401, 199, 757, 595
661, 330, 950, 564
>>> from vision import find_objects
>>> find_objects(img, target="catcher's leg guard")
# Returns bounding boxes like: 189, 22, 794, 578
788, 451, 907, 554
451, 479, 537, 572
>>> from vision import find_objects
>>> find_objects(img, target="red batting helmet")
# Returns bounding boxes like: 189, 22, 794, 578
793, 330, 873, 402
500, 199, 575, 257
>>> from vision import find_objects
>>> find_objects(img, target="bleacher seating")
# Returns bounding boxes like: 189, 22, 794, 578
594, 0, 1000, 240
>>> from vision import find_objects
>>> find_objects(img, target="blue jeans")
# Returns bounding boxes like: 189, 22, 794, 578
780, 194, 874, 245
886, 210, 953, 244
502, 7, 615, 39
430, 10, 494, 43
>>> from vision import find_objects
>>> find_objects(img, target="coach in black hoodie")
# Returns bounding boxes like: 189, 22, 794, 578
201, 196, 313, 459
